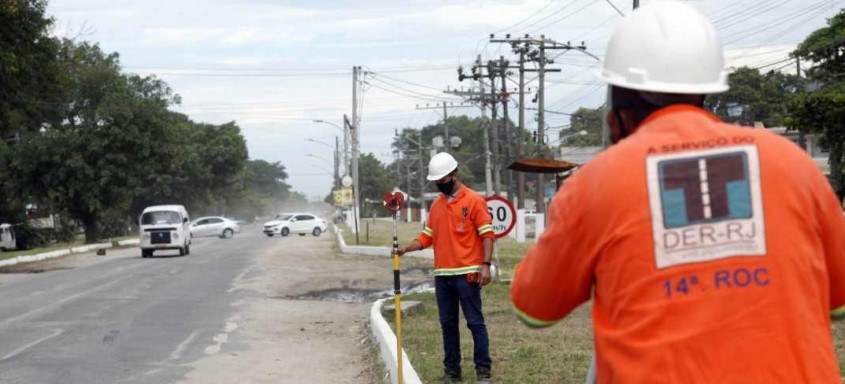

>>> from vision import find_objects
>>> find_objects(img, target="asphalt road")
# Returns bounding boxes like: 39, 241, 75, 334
0, 226, 402, 384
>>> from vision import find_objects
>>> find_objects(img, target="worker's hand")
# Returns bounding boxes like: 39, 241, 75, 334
479, 264, 492, 286
397, 245, 409, 256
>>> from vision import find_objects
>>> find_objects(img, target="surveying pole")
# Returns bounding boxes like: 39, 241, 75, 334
383, 192, 406, 384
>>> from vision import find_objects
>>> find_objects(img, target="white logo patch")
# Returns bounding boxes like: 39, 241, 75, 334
646, 145, 766, 269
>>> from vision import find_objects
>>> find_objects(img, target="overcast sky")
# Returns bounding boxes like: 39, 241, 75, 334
46, 0, 840, 200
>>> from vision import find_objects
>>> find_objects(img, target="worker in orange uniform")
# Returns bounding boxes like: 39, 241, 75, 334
511, 1, 845, 383
399, 152, 495, 383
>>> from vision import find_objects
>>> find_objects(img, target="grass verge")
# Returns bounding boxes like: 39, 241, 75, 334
0, 235, 137, 261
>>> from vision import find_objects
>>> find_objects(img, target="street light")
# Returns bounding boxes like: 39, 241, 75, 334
314, 119, 349, 176
307, 153, 333, 168
305, 138, 334, 150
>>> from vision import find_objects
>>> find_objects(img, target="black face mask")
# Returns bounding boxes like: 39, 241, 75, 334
436, 178, 455, 196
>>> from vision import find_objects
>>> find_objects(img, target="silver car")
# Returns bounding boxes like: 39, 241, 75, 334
190, 216, 241, 239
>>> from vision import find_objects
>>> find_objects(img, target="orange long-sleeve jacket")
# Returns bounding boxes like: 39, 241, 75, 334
511, 105, 845, 383
417, 185, 495, 276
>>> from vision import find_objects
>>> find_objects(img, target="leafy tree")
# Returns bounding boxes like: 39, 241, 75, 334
246, 159, 291, 199
787, 9, 845, 199
358, 153, 393, 217
11, 40, 180, 242
0, 0, 62, 138
560, 107, 604, 147
706, 67, 802, 127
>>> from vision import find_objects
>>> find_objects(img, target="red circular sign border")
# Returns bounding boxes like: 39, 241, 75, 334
484, 195, 517, 239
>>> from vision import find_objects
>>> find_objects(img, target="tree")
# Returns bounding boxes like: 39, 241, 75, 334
0, 0, 62, 138
787, 9, 845, 199
12, 40, 180, 242
358, 153, 393, 217
561, 107, 604, 147
706, 67, 802, 127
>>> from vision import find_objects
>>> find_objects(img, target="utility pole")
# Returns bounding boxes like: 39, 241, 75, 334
342, 114, 350, 176
487, 60, 501, 195
536, 37, 547, 214
351, 66, 361, 244
418, 129, 425, 220
498, 56, 515, 202
516, 44, 528, 208
334, 136, 341, 188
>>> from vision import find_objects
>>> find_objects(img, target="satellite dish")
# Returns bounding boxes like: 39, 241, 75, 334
341, 175, 353, 187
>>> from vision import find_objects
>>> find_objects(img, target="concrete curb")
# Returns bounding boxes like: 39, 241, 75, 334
370, 298, 423, 384
334, 226, 433, 260
333, 225, 430, 383
0, 238, 138, 269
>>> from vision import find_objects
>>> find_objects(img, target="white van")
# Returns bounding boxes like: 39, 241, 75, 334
139, 205, 191, 257
0, 223, 16, 252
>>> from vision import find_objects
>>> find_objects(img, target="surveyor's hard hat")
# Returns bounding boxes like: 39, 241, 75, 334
596, 0, 729, 94
427, 152, 458, 181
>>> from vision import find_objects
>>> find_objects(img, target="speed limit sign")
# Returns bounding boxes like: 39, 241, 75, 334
485, 196, 516, 239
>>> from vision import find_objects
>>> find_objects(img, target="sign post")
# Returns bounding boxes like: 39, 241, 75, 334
485, 196, 517, 281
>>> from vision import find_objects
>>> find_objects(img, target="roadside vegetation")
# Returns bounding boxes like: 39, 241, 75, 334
364, 222, 845, 382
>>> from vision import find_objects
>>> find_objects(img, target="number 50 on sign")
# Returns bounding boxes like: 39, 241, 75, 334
485, 196, 516, 239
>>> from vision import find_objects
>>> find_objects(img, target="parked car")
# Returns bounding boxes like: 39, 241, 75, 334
190, 216, 240, 239
139, 205, 191, 258
263, 213, 327, 237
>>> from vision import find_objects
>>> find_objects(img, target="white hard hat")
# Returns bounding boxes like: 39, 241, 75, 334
427, 152, 458, 181
596, 0, 729, 94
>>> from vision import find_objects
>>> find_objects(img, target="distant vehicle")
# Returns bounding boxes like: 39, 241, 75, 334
263, 213, 327, 237
0, 223, 17, 252
139, 205, 191, 258
190, 216, 240, 239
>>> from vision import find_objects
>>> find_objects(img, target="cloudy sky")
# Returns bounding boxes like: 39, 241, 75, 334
46, 0, 840, 199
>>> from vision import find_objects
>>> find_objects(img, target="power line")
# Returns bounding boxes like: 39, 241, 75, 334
602, 0, 625, 16
528, 0, 600, 34
492, 0, 558, 34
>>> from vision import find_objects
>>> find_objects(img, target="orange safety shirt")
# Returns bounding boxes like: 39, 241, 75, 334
511, 105, 845, 383
417, 184, 495, 276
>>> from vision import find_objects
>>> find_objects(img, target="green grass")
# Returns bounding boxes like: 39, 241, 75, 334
0, 235, 138, 261
340, 219, 425, 247
369, 222, 845, 382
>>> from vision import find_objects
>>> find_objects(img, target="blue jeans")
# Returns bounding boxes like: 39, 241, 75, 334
435, 274, 492, 375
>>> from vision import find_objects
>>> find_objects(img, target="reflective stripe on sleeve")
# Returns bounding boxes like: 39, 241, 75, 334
514, 307, 560, 329
421, 226, 433, 237
477, 224, 493, 235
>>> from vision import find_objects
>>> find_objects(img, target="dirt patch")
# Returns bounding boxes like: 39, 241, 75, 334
0, 265, 74, 274
179, 234, 436, 383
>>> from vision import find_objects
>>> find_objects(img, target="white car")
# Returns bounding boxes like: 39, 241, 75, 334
263, 213, 327, 237
190, 216, 241, 239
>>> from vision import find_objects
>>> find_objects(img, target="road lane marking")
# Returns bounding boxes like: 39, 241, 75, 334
169, 330, 200, 361
226, 265, 256, 293
0, 275, 130, 328
0, 328, 64, 361
202, 317, 240, 355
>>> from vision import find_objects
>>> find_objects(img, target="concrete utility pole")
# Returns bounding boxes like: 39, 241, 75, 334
487, 61, 501, 195
516, 45, 527, 208
418, 129, 425, 219
498, 56, 515, 202
334, 136, 341, 188
536, 37, 547, 214
351, 66, 361, 244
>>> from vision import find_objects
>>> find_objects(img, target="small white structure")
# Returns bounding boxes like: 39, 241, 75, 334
0, 223, 17, 251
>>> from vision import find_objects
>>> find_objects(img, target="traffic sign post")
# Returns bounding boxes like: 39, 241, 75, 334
485, 196, 516, 282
